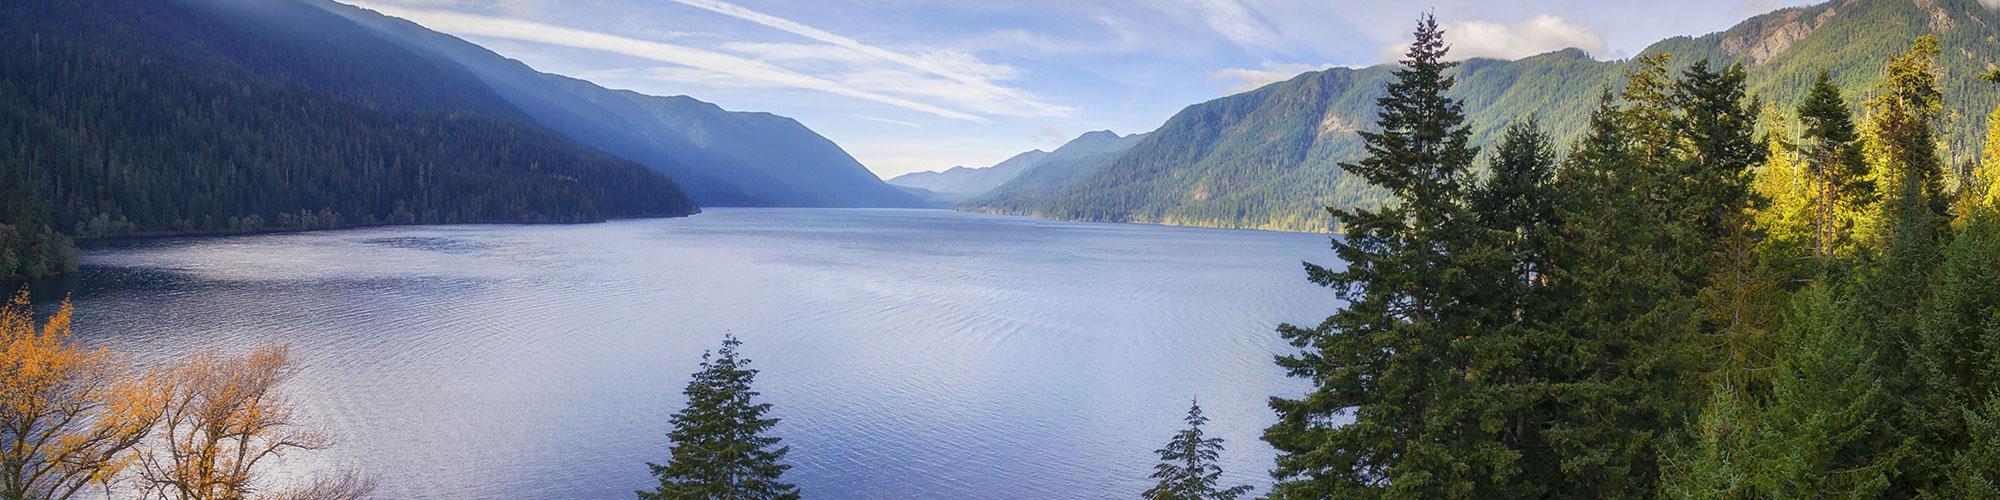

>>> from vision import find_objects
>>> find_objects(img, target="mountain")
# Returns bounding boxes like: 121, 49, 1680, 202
0, 0, 698, 276
980, 0, 2000, 232
962, 130, 1146, 212
322, 1, 925, 208
887, 150, 1051, 200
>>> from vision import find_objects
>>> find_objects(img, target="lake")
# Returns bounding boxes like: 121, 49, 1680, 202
34, 208, 1337, 499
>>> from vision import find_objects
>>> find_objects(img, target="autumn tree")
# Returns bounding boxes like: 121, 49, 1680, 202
0, 290, 164, 500
641, 335, 797, 500
1143, 400, 1251, 500
135, 345, 367, 500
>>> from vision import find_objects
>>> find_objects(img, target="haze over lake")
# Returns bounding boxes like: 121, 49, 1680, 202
41, 208, 1333, 499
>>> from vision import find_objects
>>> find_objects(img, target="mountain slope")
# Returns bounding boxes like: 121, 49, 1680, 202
983, 0, 2000, 232
322, 1, 925, 208
963, 130, 1146, 211
887, 150, 1051, 198
0, 0, 697, 251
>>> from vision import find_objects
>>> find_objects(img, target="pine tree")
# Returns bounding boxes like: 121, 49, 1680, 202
1927, 209, 2000, 496
1265, 14, 1518, 498
640, 335, 798, 500
1753, 282, 1899, 498
1795, 71, 1871, 258
1674, 61, 1777, 393
1855, 36, 1955, 495
1144, 400, 1252, 500
1537, 66, 1704, 499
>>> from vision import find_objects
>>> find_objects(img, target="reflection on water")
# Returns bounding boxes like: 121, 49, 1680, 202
35, 208, 1335, 499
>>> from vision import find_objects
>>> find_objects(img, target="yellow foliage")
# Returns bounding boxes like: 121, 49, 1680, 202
0, 290, 166, 500
136, 345, 365, 500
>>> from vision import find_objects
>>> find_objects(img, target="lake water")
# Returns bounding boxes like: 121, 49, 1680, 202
33, 208, 1336, 499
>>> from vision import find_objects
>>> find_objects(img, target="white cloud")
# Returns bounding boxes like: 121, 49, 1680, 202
347, 2, 992, 122
1982, 0, 2000, 9
1183, 0, 1285, 51
856, 115, 922, 128
1207, 62, 1335, 93
666, 0, 1073, 118
1378, 14, 1607, 62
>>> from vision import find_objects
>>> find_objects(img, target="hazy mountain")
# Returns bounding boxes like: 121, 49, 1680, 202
0, 0, 696, 245
321, 1, 925, 208
982, 0, 2000, 232
887, 150, 1051, 199
964, 131, 1147, 212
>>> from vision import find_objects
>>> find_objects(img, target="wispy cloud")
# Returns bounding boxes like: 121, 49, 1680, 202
1207, 62, 1335, 93
666, 0, 1074, 118
1183, 0, 1284, 51
856, 115, 922, 128
347, 2, 990, 122
1378, 14, 1607, 62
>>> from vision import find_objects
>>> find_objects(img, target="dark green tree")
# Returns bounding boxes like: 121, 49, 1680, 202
1266, 14, 1518, 498
1856, 36, 1955, 495
640, 335, 798, 500
1795, 71, 1871, 258
1925, 208, 2000, 496
1143, 400, 1252, 500
1754, 282, 1898, 498
1542, 70, 1705, 499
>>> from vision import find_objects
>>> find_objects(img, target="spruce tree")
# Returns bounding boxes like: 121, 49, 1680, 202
1856, 36, 1954, 494
1471, 119, 1568, 493
640, 335, 798, 500
1144, 400, 1252, 500
1755, 283, 1897, 498
1795, 71, 1871, 258
1927, 209, 2000, 496
1539, 68, 1704, 499
1266, 14, 1517, 498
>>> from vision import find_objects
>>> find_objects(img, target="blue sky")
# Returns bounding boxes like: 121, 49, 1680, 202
343, 0, 1818, 178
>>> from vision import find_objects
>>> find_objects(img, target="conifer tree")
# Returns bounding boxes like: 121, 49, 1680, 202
640, 335, 798, 500
1925, 208, 2000, 496
1795, 71, 1871, 258
1266, 14, 1517, 498
1855, 35, 1954, 495
1539, 68, 1704, 499
1144, 400, 1252, 500
1755, 283, 1897, 498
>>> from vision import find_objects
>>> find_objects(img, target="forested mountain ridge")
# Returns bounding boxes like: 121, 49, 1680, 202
978, 0, 2000, 232
322, 1, 927, 208
961, 130, 1145, 212
887, 150, 1050, 199
0, 0, 699, 279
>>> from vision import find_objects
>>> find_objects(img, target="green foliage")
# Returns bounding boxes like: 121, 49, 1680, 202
1143, 400, 1251, 500
640, 335, 798, 500
1756, 282, 1898, 499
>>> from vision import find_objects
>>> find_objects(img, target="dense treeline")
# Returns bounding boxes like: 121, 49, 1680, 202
0, 0, 699, 280
1260, 15, 2000, 498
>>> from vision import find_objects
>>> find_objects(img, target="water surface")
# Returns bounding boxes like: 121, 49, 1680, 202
45, 208, 1335, 499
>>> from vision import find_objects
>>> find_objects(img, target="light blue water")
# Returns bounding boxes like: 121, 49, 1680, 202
46, 208, 1336, 499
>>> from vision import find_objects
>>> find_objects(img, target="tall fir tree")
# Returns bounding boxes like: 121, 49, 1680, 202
1924, 207, 2000, 496
1795, 71, 1872, 259
1265, 14, 1520, 498
1470, 118, 1568, 494
1855, 36, 1955, 495
1538, 60, 1707, 498
1144, 400, 1252, 500
1754, 282, 1898, 498
1674, 61, 1777, 393
640, 335, 798, 500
